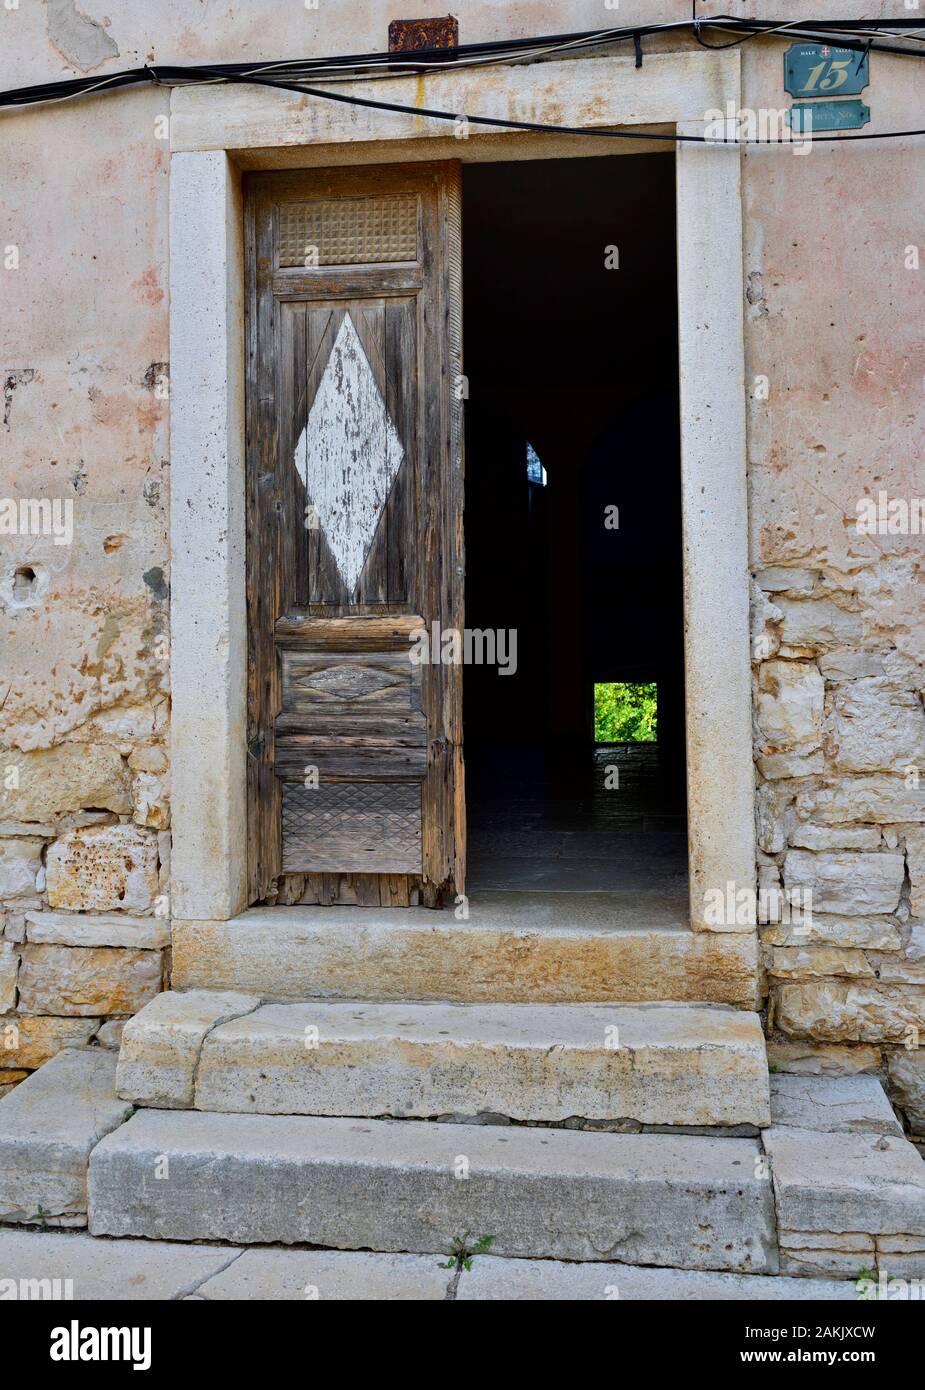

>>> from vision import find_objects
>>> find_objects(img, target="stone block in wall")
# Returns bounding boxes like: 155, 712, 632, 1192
756, 750, 824, 780
789, 824, 880, 852
0, 743, 131, 820
0, 942, 18, 1012
131, 771, 169, 830
757, 780, 798, 855
887, 1051, 925, 1135
17, 945, 163, 1017
775, 597, 863, 652
762, 915, 901, 950
769, 946, 874, 980
903, 827, 925, 918
754, 567, 816, 595
24, 910, 169, 949
774, 980, 925, 1044
817, 650, 886, 681
796, 776, 925, 825
757, 660, 824, 751
45, 824, 158, 911
907, 924, 925, 960
2, 913, 26, 943
96, 1019, 127, 1050
829, 678, 925, 774
0, 1015, 99, 1069
766, 1041, 881, 1076
750, 579, 782, 661
127, 745, 167, 775
0, 839, 42, 902
872, 955, 925, 985
783, 849, 904, 916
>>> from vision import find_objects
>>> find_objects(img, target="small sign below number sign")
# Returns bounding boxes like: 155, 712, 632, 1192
784, 42, 870, 99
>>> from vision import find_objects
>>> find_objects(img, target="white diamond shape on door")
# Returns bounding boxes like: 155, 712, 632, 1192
293, 313, 405, 597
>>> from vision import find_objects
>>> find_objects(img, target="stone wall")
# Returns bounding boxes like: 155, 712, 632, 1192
742, 36, 925, 1140
751, 570, 925, 1142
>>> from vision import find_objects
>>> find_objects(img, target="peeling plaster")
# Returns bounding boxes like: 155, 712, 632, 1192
46, 0, 119, 73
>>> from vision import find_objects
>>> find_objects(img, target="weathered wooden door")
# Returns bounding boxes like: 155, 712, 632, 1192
245, 164, 464, 908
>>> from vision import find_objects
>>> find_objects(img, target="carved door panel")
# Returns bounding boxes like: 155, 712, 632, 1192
245, 164, 464, 907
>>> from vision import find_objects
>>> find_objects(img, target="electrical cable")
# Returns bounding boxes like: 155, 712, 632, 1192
1, 17, 924, 146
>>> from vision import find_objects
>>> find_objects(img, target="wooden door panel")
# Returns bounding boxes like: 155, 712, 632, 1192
281, 782, 422, 874
245, 164, 464, 906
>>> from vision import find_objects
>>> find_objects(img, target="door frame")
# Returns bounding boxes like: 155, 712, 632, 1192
167, 46, 755, 936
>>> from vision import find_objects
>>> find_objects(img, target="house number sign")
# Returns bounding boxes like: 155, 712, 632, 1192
784, 42, 871, 132
784, 43, 870, 99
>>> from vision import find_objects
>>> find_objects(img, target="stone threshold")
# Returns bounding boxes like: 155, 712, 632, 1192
171, 894, 760, 1006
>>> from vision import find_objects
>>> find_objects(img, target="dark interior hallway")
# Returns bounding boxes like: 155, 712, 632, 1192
462, 153, 688, 907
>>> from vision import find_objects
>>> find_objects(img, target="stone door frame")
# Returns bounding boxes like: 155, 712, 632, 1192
167, 47, 755, 934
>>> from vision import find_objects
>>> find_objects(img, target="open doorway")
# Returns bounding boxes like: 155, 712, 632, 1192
463, 154, 688, 911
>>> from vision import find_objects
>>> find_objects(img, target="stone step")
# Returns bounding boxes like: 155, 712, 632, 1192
88, 1109, 778, 1273
0, 1230, 860, 1301
117, 991, 770, 1128
171, 894, 759, 1007
0, 1048, 128, 1227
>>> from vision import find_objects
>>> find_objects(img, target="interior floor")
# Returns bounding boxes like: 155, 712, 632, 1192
462, 153, 688, 917
467, 743, 687, 901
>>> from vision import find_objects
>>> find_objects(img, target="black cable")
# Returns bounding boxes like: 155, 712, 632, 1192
1, 17, 924, 145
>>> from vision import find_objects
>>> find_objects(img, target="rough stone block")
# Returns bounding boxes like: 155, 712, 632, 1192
903, 826, 925, 918
769, 946, 873, 980
17, 944, 163, 1017
762, 915, 901, 950
775, 597, 863, 651
773, 981, 925, 1044
0, 942, 18, 1013
131, 771, 169, 830
0, 1015, 99, 1069
757, 661, 824, 752
766, 1041, 881, 1077
89, 1111, 778, 1272
0, 1049, 128, 1225
886, 1050, 925, 1135
796, 777, 925, 826
764, 1124, 925, 1238
24, 910, 169, 949
789, 825, 881, 852
45, 825, 158, 912
829, 678, 925, 773
782, 850, 904, 916
769, 1074, 902, 1135
117, 989, 261, 1108
0, 839, 42, 902
0, 744, 131, 821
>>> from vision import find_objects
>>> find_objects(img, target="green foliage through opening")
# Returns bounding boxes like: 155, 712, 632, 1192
594, 682, 657, 743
